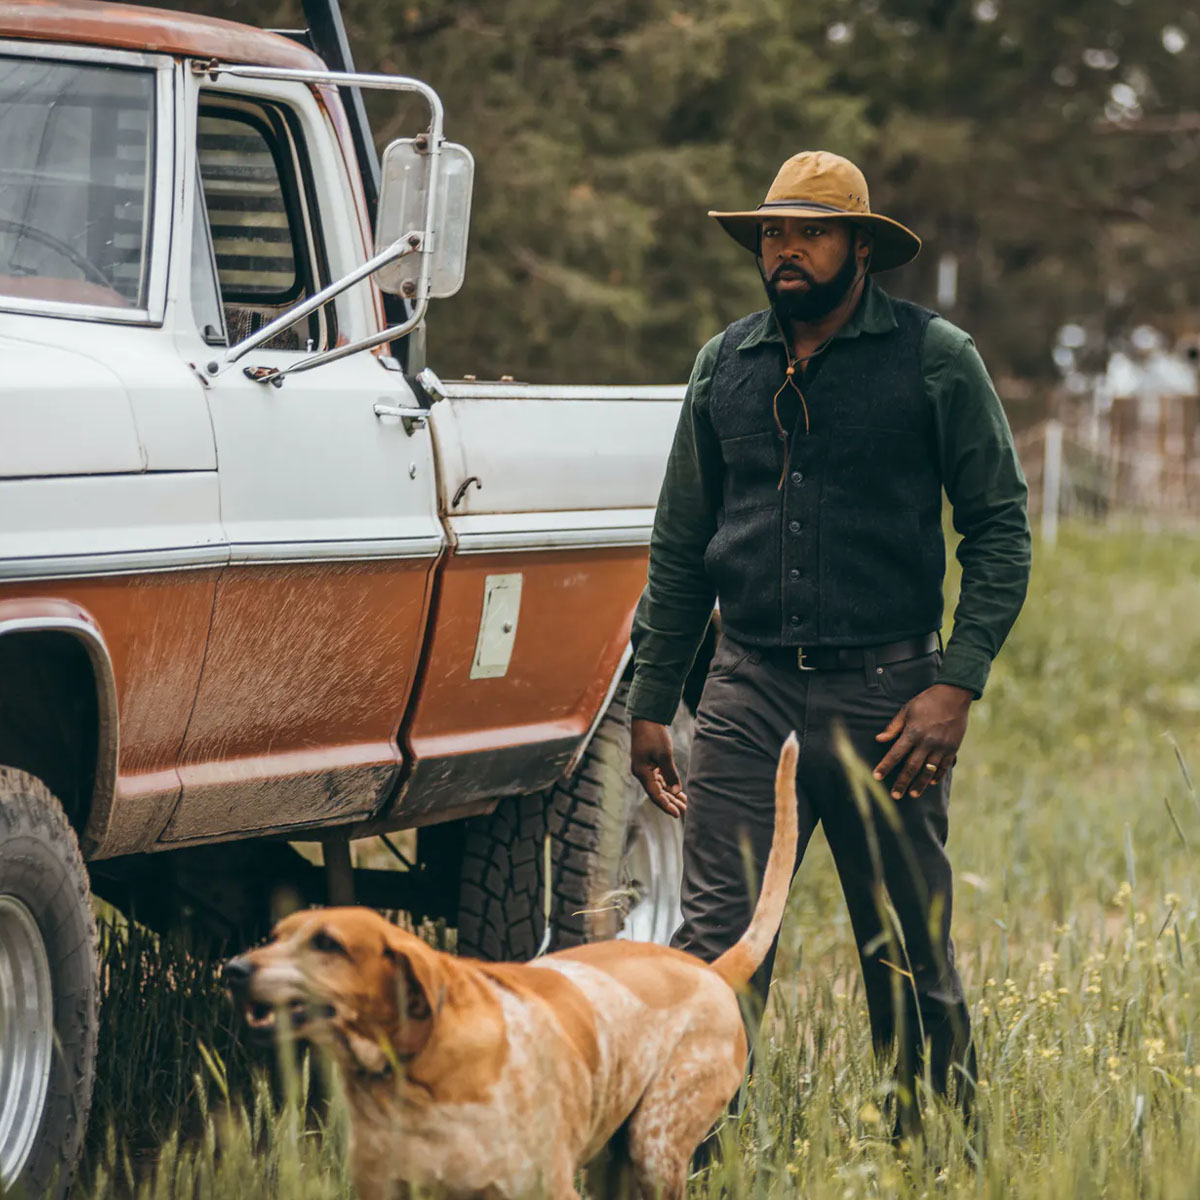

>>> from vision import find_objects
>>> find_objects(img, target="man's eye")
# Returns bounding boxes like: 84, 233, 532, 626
804, 226, 826, 237
762, 226, 781, 238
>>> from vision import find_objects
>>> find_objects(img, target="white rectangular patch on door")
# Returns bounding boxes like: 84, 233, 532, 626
470, 573, 523, 679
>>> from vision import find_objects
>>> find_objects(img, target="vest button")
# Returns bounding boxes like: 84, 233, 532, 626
788, 520, 800, 534
791, 471, 803, 484
789, 568, 800, 581
789, 614, 800, 625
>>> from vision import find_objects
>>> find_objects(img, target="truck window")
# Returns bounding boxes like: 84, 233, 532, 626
0, 57, 154, 312
196, 99, 334, 351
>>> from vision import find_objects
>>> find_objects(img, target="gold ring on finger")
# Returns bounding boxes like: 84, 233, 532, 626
923, 762, 938, 772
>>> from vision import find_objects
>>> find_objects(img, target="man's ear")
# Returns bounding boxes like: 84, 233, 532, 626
855, 228, 874, 271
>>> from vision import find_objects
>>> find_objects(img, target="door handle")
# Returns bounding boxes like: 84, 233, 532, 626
373, 402, 427, 436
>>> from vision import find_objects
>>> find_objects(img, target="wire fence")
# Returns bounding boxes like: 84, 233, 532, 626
1013, 397, 1200, 539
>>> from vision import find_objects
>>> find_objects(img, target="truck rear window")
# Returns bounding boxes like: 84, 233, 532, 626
0, 58, 154, 311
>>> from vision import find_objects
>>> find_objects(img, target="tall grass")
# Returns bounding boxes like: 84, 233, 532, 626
89, 918, 259, 1158
79, 523, 1200, 1198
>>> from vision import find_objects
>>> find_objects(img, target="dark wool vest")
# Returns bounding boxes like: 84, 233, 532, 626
703, 298, 944, 646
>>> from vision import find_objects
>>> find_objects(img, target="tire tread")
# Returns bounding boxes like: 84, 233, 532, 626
457, 685, 639, 960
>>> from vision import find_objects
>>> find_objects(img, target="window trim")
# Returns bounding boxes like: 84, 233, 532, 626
0, 39, 173, 326
190, 174, 227, 346
197, 93, 337, 351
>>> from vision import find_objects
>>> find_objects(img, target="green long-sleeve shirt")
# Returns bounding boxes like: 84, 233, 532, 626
627, 282, 1032, 725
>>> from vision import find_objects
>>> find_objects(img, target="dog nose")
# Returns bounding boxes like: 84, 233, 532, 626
222, 956, 254, 991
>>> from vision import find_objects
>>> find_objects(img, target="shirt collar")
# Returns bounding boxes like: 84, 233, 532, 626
736, 277, 899, 353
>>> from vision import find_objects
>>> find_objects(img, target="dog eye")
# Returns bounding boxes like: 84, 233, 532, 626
310, 929, 348, 956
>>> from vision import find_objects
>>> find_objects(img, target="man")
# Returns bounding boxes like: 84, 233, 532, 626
627, 150, 1031, 1132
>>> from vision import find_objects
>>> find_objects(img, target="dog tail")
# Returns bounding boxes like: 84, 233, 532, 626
711, 732, 799, 990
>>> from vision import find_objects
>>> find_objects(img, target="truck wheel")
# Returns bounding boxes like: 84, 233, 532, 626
457, 683, 690, 960
0, 768, 98, 1200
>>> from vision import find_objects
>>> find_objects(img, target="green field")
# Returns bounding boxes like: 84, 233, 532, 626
80, 523, 1200, 1198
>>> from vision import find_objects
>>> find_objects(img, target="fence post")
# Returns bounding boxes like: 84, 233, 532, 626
1042, 418, 1063, 548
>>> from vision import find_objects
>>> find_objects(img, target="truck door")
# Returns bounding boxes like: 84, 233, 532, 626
162, 75, 443, 844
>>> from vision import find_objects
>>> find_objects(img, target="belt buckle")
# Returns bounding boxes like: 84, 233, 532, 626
797, 646, 816, 672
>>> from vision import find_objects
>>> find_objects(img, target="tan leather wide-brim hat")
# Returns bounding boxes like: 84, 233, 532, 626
710, 150, 921, 273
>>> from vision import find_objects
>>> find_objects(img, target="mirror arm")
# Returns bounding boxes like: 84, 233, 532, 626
190, 62, 445, 147
242, 294, 431, 385
192, 61, 451, 387
222, 233, 423, 367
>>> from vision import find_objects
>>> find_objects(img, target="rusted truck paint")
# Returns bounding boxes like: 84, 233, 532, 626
0, 579, 214, 856
0, 0, 327, 69
166, 559, 435, 845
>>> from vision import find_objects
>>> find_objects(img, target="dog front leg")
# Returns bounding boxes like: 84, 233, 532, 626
545, 1158, 584, 1200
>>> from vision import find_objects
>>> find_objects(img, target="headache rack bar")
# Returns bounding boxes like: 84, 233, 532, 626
297, 0, 415, 364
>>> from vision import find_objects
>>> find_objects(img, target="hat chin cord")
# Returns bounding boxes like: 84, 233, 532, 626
767, 243, 872, 490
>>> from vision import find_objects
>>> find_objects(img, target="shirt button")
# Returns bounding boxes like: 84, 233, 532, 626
789, 568, 800, 581
788, 520, 800, 534
791, 471, 804, 484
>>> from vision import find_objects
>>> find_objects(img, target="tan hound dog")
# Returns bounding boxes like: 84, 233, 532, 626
224, 734, 798, 1199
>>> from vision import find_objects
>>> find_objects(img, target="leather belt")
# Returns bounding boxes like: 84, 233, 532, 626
759, 632, 939, 672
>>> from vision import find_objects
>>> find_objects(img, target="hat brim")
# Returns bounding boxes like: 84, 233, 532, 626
708, 207, 921, 273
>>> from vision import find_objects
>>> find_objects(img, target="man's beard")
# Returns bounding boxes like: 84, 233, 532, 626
763, 245, 860, 323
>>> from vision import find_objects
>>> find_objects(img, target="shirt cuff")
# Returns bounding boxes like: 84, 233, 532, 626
935, 644, 993, 699
626, 675, 683, 725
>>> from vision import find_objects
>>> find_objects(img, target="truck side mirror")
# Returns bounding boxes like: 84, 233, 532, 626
375, 138, 474, 299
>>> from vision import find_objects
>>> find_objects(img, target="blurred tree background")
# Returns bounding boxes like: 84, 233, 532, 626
150, 0, 1199, 415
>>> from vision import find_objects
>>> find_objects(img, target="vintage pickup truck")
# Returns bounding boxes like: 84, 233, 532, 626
0, 1, 708, 1193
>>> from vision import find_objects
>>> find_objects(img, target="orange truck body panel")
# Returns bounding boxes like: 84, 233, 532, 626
166, 558, 435, 844
407, 548, 642, 759
0, 576, 215, 854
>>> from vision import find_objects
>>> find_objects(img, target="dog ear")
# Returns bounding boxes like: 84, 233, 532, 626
381, 930, 446, 1053
391, 950, 441, 1020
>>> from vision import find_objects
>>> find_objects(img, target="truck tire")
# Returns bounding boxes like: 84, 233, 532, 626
0, 768, 98, 1200
457, 682, 691, 961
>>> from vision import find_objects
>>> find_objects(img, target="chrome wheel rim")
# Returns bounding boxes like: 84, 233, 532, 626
0, 894, 54, 1188
616, 799, 684, 945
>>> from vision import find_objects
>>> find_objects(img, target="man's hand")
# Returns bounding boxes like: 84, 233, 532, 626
873, 683, 973, 800
630, 718, 687, 818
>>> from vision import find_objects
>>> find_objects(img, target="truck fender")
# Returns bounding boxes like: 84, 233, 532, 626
0, 599, 118, 856
563, 613, 718, 780
563, 642, 633, 779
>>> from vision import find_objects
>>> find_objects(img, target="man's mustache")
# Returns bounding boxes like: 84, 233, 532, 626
770, 263, 814, 285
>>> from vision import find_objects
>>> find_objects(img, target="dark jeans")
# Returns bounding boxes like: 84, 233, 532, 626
671, 634, 976, 1128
